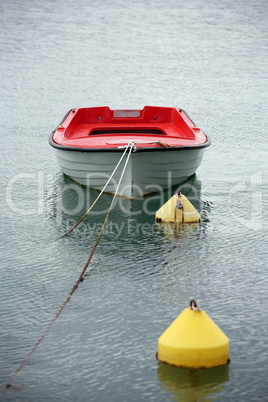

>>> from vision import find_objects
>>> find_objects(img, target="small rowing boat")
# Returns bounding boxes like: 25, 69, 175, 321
49, 106, 210, 197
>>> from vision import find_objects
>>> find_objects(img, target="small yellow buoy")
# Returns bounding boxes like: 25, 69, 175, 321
158, 300, 229, 369
155, 194, 200, 223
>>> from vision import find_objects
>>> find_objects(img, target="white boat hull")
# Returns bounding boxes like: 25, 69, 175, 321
54, 148, 205, 198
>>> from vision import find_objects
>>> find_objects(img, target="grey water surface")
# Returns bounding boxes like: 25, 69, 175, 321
0, 0, 268, 401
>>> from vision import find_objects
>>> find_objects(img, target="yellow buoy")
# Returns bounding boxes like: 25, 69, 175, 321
155, 193, 200, 223
158, 300, 229, 369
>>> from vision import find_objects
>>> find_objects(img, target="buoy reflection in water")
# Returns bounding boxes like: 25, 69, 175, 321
157, 363, 229, 400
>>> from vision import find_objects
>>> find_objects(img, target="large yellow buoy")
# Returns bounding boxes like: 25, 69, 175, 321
155, 193, 200, 223
158, 300, 229, 369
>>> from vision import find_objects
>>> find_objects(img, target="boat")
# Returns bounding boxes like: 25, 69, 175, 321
49, 106, 210, 198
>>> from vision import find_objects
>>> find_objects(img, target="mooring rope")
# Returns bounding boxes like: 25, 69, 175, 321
0, 142, 134, 396
54, 144, 130, 241
0, 145, 130, 270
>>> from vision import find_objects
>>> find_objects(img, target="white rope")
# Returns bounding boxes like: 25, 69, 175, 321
94, 144, 130, 196
54, 143, 131, 241
108, 141, 135, 206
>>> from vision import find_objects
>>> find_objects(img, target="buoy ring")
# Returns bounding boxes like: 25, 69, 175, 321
190, 299, 200, 311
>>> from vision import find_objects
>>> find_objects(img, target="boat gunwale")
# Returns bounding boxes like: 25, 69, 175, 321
49, 131, 211, 152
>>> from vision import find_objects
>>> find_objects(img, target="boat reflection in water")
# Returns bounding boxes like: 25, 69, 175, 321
46, 170, 211, 245
157, 362, 229, 400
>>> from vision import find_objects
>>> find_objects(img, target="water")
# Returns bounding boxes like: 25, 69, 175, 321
0, 0, 268, 400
